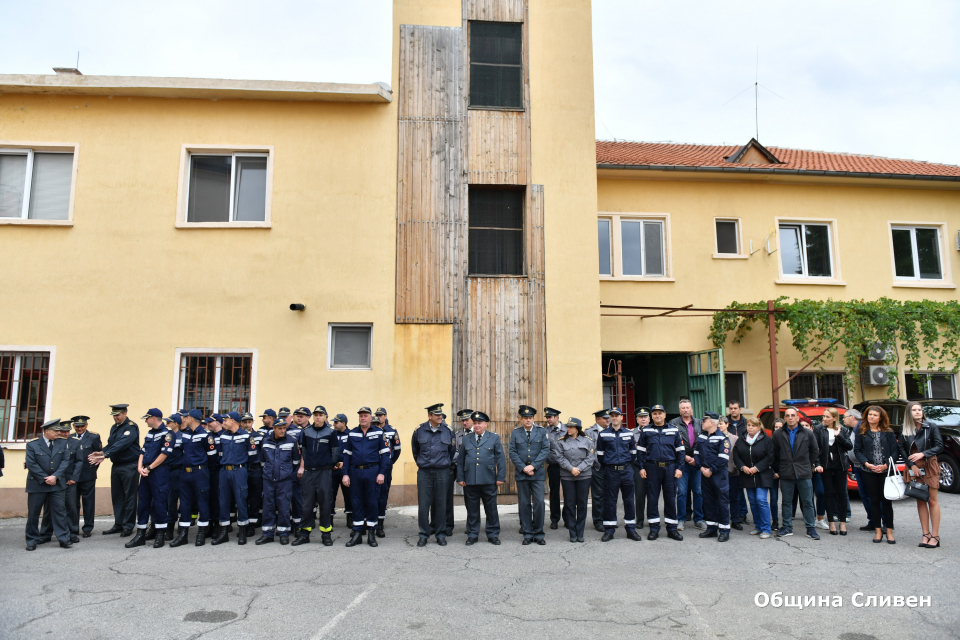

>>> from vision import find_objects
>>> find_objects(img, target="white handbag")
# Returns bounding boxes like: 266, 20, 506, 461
883, 456, 907, 501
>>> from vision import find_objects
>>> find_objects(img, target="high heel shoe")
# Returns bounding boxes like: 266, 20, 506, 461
873, 532, 883, 543
886, 529, 896, 544
927, 536, 940, 549
839, 529, 847, 536
919, 532, 931, 548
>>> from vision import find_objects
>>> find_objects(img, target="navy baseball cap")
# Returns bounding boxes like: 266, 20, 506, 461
294, 406, 311, 416
703, 411, 720, 420
313, 405, 327, 414
260, 409, 277, 418
358, 406, 373, 414
650, 405, 666, 413
225, 411, 242, 422
164, 414, 183, 425
334, 413, 348, 424
142, 408, 163, 419
188, 409, 204, 420
608, 407, 623, 416
202, 417, 214, 424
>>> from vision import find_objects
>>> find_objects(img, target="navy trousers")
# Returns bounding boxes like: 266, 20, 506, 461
602, 466, 636, 533
350, 467, 380, 532
645, 462, 679, 532
702, 470, 730, 532
291, 478, 303, 527
262, 477, 293, 536
590, 465, 604, 526
377, 466, 393, 519
247, 465, 263, 527
208, 467, 220, 525
219, 467, 249, 527
178, 467, 210, 527
136, 466, 169, 529
166, 468, 180, 530
331, 469, 352, 521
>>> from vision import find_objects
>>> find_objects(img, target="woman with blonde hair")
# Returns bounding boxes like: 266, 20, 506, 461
819, 407, 853, 535
901, 401, 944, 548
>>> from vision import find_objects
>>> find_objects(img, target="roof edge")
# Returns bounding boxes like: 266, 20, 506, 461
596, 162, 960, 183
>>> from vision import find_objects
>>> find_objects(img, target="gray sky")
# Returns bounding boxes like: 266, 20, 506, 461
3, 0, 958, 165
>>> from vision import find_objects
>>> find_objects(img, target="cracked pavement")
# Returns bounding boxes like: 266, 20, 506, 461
1, 493, 958, 639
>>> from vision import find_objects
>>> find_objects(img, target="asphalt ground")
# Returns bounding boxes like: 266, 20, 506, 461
1, 492, 957, 640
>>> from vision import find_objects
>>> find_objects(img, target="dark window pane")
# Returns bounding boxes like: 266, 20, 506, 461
469, 21, 522, 108
643, 221, 664, 275
188, 156, 230, 222
817, 373, 845, 400
779, 225, 803, 275
804, 224, 832, 277
233, 157, 267, 222
915, 228, 942, 279
332, 327, 371, 368
182, 355, 217, 416
470, 64, 522, 109
621, 220, 643, 275
469, 229, 523, 275
789, 373, 816, 399
904, 374, 924, 401
725, 373, 745, 408
470, 22, 522, 65
891, 229, 915, 278
218, 356, 251, 413
715, 220, 739, 254
598, 219, 611, 275
930, 375, 955, 399
469, 189, 523, 228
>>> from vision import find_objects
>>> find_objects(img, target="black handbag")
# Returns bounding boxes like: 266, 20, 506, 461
904, 467, 930, 502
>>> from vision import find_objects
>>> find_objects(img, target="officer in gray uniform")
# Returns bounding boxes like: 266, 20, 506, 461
70, 415, 101, 537
509, 405, 551, 545
585, 409, 610, 532
40, 420, 82, 543
543, 407, 566, 530
456, 411, 506, 545
25, 418, 73, 550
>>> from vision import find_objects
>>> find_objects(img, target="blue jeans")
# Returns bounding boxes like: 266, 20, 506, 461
769, 477, 779, 524
676, 463, 703, 522
812, 472, 825, 517
853, 466, 874, 526
746, 487, 771, 534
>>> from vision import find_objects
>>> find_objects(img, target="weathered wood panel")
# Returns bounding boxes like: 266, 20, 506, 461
397, 25, 463, 120
465, 0, 525, 22
467, 110, 528, 184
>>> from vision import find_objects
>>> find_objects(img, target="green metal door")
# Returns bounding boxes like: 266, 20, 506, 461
687, 348, 725, 417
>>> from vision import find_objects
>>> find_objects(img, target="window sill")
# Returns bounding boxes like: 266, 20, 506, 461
467, 106, 525, 112
468, 274, 528, 279
775, 278, 846, 286
0, 442, 27, 450
328, 367, 372, 371
891, 281, 956, 289
712, 253, 748, 260
0, 218, 72, 227
601, 276, 675, 282
176, 221, 271, 229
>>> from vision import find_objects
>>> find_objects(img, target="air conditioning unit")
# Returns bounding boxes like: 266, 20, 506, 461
865, 365, 894, 386
866, 341, 895, 362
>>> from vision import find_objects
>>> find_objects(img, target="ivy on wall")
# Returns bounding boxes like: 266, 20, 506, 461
709, 297, 960, 398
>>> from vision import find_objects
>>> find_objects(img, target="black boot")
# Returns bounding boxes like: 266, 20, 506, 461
367, 530, 378, 547
237, 527, 247, 545
124, 530, 146, 548
153, 531, 166, 548
291, 532, 311, 546
165, 528, 174, 541
346, 531, 363, 547
375, 518, 385, 538
169, 528, 189, 547
321, 532, 333, 547
211, 528, 229, 545
255, 534, 274, 545
144, 524, 156, 541
195, 527, 207, 547
246, 524, 256, 537
626, 530, 643, 541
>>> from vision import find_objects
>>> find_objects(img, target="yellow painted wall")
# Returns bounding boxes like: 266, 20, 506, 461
597, 175, 960, 412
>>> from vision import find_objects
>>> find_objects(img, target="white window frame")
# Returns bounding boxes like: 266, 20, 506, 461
176, 144, 273, 228
328, 323, 373, 371
170, 348, 258, 414
0, 345, 56, 447
903, 371, 957, 400
0, 143, 79, 226
713, 217, 747, 259
774, 217, 845, 285
887, 221, 955, 289
598, 212, 673, 281
597, 218, 613, 276
724, 371, 749, 413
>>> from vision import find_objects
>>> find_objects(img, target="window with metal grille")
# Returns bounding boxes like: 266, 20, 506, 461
0, 351, 50, 441
469, 187, 524, 276
186, 153, 268, 223
0, 149, 74, 220
788, 372, 845, 401
177, 354, 252, 416
469, 21, 523, 109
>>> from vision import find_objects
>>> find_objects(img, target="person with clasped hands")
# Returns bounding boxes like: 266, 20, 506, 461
853, 405, 906, 544
901, 401, 944, 548
732, 417, 774, 538
554, 418, 596, 543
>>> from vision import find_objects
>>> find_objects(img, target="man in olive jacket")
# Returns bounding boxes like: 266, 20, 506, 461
24, 418, 73, 550
508, 405, 550, 545
772, 407, 822, 539
456, 411, 506, 545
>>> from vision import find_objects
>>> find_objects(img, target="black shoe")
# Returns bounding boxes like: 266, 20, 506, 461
771, 520, 779, 531
59, 541, 73, 548
124, 530, 146, 548
699, 530, 718, 538
522, 538, 532, 545
165, 528, 174, 541
120, 529, 133, 538
444, 529, 453, 537
535, 539, 546, 545
102, 526, 123, 535
211, 529, 229, 545
70, 535, 80, 543
718, 532, 729, 542
626, 530, 642, 541
321, 533, 333, 546
195, 527, 206, 547
489, 538, 501, 545
594, 523, 605, 532
860, 524, 874, 531
26, 543, 37, 551
292, 534, 311, 546
237, 528, 247, 545
169, 529, 190, 547
144, 525, 157, 541
367, 531, 378, 547
209, 525, 220, 540
570, 534, 577, 543
731, 522, 743, 531
466, 538, 478, 546
577, 535, 584, 543
601, 532, 615, 542
224, 524, 233, 534
255, 535, 274, 545
82, 532, 92, 538
376, 519, 386, 538
417, 537, 428, 547
245, 525, 256, 537
346, 531, 363, 547
279, 535, 290, 545
436, 536, 447, 546
153, 534, 165, 548
550, 522, 559, 530
637, 521, 644, 529
648, 531, 659, 540
667, 530, 683, 541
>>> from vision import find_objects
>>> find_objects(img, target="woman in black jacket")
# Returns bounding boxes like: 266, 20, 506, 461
901, 402, 944, 548
854, 405, 907, 543
733, 418, 774, 538
820, 407, 853, 535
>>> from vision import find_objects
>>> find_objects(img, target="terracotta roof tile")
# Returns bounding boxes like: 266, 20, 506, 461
596, 140, 960, 179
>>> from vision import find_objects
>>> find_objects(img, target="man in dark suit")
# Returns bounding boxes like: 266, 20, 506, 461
71, 415, 101, 537
89, 404, 141, 536
25, 418, 73, 550
40, 421, 82, 543
508, 405, 551, 545
456, 411, 506, 545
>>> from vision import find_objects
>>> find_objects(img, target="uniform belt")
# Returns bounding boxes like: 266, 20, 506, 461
183, 465, 206, 472
223, 464, 245, 470
609, 465, 627, 471
169, 465, 182, 471
653, 462, 670, 467
248, 462, 262, 468
355, 464, 375, 470
305, 465, 333, 471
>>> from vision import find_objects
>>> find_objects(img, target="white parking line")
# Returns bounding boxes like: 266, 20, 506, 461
311, 583, 377, 640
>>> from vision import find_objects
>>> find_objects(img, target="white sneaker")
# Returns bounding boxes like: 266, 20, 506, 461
677, 522, 684, 531
759, 532, 771, 539
815, 519, 830, 530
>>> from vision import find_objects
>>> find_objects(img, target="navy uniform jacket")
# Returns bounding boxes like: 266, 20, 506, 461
637, 423, 685, 466
181, 426, 216, 467
411, 422, 456, 469
141, 427, 174, 466
261, 433, 301, 482
457, 431, 506, 485
693, 432, 731, 474
217, 429, 256, 466
508, 425, 551, 481
166, 431, 184, 469
380, 420, 402, 465
299, 424, 341, 468
596, 426, 638, 467
102, 418, 141, 465
584, 423, 604, 472
72, 431, 102, 482
25, 437, 71, 493
249, 427, 271, 465
342, 426, 391, 476
332, 429, 350, 471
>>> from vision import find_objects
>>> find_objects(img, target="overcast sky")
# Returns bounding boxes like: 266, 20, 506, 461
3, 0, 958, 165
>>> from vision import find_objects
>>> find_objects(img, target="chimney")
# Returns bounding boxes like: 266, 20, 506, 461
53, 67, 82, 75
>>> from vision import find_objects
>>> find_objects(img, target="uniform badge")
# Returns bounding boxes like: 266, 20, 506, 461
208, 436, 214, 445
165, 433, 172, 442
123, 431, 130, 436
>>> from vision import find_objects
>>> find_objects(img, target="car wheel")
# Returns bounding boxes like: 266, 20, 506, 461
939, 455, 959, 493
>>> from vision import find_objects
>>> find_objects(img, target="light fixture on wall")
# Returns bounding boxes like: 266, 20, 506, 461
289, 304, 305, 311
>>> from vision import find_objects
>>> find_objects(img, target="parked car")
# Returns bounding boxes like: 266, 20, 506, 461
757, 399, 848, 433
851, 398, 960, 494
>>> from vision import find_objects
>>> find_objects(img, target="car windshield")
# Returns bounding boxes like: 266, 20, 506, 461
924, 404, 960, 427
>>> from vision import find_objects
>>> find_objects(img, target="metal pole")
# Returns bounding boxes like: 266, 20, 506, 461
767, 300, 780, 413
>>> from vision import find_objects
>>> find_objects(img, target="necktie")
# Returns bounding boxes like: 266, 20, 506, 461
48, 439, 53, 453
526, 430, 530, 443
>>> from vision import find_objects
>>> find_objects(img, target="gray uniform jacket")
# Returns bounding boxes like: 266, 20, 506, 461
508, 425, 550, 481
585, 423, 604, 471
546, 425, 564, 464
63, 436, 84, 483
669, 416, 703, 457
71, 431, 102, 482
555, 435, 596, 480
457, 431, 506, 485
453, 427, 473, 470
25, 438, 71, 493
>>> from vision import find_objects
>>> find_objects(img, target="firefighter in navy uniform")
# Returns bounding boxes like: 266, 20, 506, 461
170, 409, 214, 547
211, 411, 256, 546
205, 415, 224, 538
628, 408, 648, 530
330, 414, 352, 527
374, 407, 401, 537
585, 409, 610, 532
158, 413, 183, 542
242, 412, 265, 538
341, 407, 391, 548
96, 404, 141, 536
125, 409, 172, 549
286, 408, 308, 534
596, 407, 642, 542
638, 404, 684, 541
294, 405, 341, 547
694, 412, 732, 542
257, 418, 301, 545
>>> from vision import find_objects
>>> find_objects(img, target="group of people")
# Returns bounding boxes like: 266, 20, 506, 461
22, 397, 944, 552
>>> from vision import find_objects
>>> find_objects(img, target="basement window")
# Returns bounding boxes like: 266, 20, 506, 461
469, 21, 523, 109
469, 188, 524, 276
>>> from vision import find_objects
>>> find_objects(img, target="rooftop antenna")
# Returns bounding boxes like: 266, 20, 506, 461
77, 51, 80, 69
755, 46, 759, 140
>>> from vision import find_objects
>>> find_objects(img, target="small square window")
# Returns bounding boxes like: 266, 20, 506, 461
187, 153, 268, 223
715, 220, 739, 254
469, 188, 524, 276
330, 325, 372, 370
469, 21, 523, 109
892, 226, 942, 280
620, 219, 664, 276
0, 150, 74, 221
779, 223, 832, 278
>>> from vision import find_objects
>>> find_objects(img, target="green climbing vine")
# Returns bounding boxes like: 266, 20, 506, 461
709, 297, 960, 399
